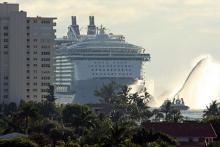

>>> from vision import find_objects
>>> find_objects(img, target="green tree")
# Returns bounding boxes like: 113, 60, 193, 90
14, 102, 40, 134
128, 91, 152, 122
83, 113, 112, 145
152, 109, 164, 122
0, 137, 38, 147
203, 100, 220, 118
95, 83, 152, 123
104, 121, 134, 147
3, 102, 17, 116
46, 85, 56, 103
160, 100, 183, 122
203, 116, 220, 140
95, 81, 118, 104
132, 128, 177, 146
37, 102, 60, 120
170, 109, 183, 123
62, 104, 96, 135
49, 128, 75, 146
160, 100, 172, 121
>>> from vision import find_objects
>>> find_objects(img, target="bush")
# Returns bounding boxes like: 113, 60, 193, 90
0, 137, 38, 147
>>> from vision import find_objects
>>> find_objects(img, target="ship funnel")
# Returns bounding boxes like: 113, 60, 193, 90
67, 16, 80, 40
71, 16, 77, 26
87, 16, 96, 35
89, 16, 95, 25
70, 16, 80, 35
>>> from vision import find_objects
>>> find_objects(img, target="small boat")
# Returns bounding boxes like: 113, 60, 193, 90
171, 97, 189, 110
160, 96, 190, 111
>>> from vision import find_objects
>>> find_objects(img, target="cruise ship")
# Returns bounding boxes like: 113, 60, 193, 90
55, 16, 150, 104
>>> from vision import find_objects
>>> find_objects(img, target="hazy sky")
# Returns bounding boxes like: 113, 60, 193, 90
3, 0, 220, 96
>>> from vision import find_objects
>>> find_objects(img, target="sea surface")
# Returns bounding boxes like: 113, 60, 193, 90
181, 109, 203, 121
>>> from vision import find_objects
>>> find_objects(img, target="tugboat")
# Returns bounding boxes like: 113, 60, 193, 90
160, 95, 190, 111
171, 96, 189, 110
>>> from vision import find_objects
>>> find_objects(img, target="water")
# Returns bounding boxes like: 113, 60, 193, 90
181, 110, 203, 121
173, 58, 208, 98
154, 56, 220, 109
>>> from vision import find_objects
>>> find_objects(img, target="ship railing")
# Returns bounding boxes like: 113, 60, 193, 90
67, 53, 150, 57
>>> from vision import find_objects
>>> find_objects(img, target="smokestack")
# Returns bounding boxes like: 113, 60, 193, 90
71, 16, 77, 26
89, 16, 95, 25
87, 16, 96, 35
70, 16, 80, 35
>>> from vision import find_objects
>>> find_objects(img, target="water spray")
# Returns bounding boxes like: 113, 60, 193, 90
173, 57, 208, 99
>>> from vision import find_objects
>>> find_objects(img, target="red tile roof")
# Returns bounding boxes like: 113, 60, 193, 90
143, 122, 217, 138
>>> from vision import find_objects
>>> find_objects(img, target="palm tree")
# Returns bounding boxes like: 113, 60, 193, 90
95, 81, 118, 104
152, 109, 164, 122
15, 102, 40, 134
132, 128, 177, 146
62, 104, 96, 135
160, 100, 172, 121
46, 85, 56, 103
170, 109, 183, 122
203, 100, 220, 118
104, 121, 133, 147
127, 92, 152, 123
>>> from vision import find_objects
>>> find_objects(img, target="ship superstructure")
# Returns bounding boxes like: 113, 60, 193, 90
55, 16, 150, 104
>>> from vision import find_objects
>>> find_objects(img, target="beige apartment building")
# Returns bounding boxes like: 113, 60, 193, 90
0, 2, 56, 104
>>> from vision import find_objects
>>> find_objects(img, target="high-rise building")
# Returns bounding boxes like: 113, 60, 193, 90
0, 2, 56, 104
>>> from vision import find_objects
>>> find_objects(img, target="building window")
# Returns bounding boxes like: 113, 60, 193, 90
3, 26, 8, 30
42, 77, 50, 80
41, 83, 49, 86
41, 52, 50, 55
41, 58, 50, 61
33, 89, 38, 92
41, 64, 50, 67
41, 89, 48, 92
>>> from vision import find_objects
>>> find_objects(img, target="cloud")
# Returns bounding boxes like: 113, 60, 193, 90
3, 0, 220, 37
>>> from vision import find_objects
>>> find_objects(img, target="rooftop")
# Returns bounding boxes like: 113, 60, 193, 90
143, 122, 217, 138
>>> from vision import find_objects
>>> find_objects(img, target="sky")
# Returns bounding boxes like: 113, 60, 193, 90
2, 0, 220, 105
